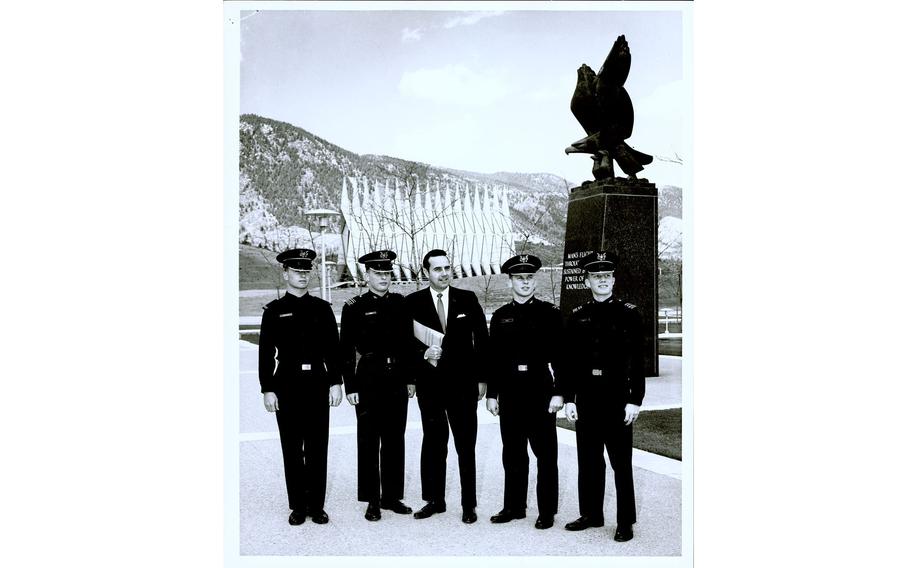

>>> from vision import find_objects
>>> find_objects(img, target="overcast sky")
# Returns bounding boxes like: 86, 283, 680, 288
238, 4, 690, 187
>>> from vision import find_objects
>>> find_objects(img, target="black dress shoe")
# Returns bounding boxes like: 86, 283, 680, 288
288, 510, 306, 525
462, 508, 477, 524
380, 500, 413, 515
365, 502, 381, 521
564, 516, 605, 531
309, 509, 329, 524
614, 524, 634, 542
534, 515, 554, 529
490, 509, 526, 523
413, 501, 446, 519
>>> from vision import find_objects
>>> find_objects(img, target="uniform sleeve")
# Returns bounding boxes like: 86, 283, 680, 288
485, 314, 503, 399
559, 312, 578, 403
548, 306, 568, 399
396, 298, 415, 386
321, 303, 343, 387
626, 307, 646, 406
258, 307, 278, 393
404, 295, 430, 386
339, 302, 359, 394
469, 292, 490, 383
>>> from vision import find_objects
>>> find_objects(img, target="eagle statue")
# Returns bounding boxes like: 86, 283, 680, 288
566, 35, 652, 181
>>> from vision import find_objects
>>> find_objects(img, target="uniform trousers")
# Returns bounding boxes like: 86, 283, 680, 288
574, 403, 636, 525
274, 391, 330, 511
354, 384, 409, 503
416, 385, 478, 508
498, 395, 558, 515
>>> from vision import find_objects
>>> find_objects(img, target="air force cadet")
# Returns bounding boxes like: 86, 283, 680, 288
258, 248, 343, 526
340, 250, 415, 521
562, 251, 645, 542
485, 254, 565, 530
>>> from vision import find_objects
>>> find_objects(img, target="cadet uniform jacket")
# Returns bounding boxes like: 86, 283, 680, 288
339, 291, 412, 395
487, 297, 565, 403
258, 292, 342, 394
562, 297, 644, 407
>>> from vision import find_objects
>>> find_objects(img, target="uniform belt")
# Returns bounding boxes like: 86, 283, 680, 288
515, 363, 548, 372
363, 353, 398, 365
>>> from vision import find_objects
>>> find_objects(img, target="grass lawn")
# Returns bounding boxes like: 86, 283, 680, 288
556, 407, 681, 461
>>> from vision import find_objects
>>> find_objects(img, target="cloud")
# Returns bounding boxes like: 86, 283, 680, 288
399, 64, 511, 106
401, 27, 423, 43
443, 11, 504, 29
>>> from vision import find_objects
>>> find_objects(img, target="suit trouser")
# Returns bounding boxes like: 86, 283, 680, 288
275, 392, 330, 511
499, 399, 559, 516
416, 386, 478, 508
354, 384, 409, 503
574, 405, 636, 525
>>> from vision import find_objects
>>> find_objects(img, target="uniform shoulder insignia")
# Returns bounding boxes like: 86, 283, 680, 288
345, 296, 359, 306
572, 304, 585, 313
263, 299, 280, 310
625, 302, 637, 310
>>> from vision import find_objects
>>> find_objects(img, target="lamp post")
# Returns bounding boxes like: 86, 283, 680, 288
304, 208, 340, 301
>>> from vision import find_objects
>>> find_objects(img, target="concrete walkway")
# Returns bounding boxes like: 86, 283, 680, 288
236, 341, 682, 557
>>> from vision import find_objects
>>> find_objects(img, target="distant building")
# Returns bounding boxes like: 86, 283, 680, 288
339, 177, 515, 282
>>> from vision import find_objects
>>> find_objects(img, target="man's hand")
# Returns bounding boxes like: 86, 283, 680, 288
263, 392, 279, 413
564, 402, 578, 423
623, 403, 641, 426
424, 345, 442, 361
329, 384, 342, 407
346, 392, 360, 405
407, 384, 416, 398
486, 397, 499, 416
548, 395, 564, 414
478, 382, 487, 401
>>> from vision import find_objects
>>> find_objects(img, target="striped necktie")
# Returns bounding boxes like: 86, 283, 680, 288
436, 293, 446, 332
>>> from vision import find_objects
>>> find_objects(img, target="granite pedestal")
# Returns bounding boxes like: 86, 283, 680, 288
560, 178, 659, 377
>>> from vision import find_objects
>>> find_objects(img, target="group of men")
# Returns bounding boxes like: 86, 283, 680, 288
257, 247, 645, 542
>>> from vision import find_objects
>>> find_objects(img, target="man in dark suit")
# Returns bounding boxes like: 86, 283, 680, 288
406, 249, 489, 524
485, 254, 565, 530
562, 251, 645, 542
258, 248, 343, 526
340, 250, 415, 522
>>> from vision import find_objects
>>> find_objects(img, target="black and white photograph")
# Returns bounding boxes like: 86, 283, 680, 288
224, 1, 692, 564
11, 1, 910, 567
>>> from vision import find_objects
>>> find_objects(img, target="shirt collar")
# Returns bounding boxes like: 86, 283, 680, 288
430, 285, 450, 303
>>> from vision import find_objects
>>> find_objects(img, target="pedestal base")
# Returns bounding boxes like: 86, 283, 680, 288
560, 178, 658, 377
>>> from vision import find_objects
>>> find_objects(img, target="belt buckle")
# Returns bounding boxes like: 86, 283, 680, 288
517, 364, 528, 372
591, 369, 602, 376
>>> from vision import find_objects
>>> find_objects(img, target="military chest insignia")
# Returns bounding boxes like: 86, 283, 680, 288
457, 313, 466, 318
517, 364, 528, 371
279, 312, 293, 318
365, 311, 377, 316
591, 369, 603, 376
501, 317, 514, 323
625, 302, 637, 309
572, 305, 584, 313
301, 364, 312, 370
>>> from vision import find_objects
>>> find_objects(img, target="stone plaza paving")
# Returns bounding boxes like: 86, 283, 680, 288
233, 340, 683, 557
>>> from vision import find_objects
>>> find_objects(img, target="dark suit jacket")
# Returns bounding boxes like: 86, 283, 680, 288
405, 285, 489, 392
